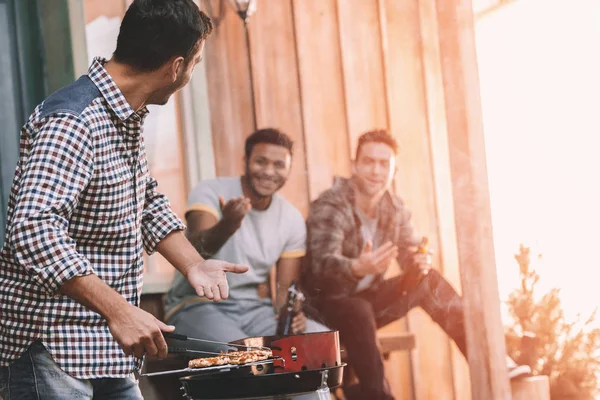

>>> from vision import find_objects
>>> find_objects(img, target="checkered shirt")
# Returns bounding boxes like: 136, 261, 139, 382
302, 177, 421, 299
0, 57, 185, 378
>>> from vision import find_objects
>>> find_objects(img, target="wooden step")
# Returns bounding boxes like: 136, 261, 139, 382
377, 331, 416, 355
340, 332, 415, 363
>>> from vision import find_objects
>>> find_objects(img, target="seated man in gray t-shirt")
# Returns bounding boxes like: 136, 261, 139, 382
165, 129, 327, 350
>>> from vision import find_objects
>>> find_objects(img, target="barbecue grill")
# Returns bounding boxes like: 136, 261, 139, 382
141, 330, 345, 399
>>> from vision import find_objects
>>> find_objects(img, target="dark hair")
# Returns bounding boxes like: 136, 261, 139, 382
355, 129, 398, 160
245, 128, 294, 159
113, 0, 213, 72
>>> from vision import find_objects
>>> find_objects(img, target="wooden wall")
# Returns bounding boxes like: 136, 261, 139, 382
79, 0, 491, 397
202, 0, 471, 398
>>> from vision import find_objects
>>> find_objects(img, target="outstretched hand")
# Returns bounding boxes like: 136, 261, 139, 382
186, 259, 249, 302
351, 240, 399, 278
219, 196, 251, 228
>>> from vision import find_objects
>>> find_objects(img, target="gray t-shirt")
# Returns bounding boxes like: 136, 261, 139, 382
165, 177, 306, 313
355, 207, 379, 292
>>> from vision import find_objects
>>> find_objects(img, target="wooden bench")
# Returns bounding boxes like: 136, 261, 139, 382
377, 331, 416, 359
339, 331, 416, 363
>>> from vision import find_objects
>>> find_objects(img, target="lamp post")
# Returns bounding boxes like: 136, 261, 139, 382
226, 0, 258, 130
226, 0, 257, 26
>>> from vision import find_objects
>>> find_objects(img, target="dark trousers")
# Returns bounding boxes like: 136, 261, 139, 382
314, 269, 467, 400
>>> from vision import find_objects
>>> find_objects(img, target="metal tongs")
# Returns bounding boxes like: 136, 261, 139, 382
163, 331, 272, 353
140, 331, 280, 377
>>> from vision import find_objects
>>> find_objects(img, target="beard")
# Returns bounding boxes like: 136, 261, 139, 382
353, 176, 388, 198
244, 166, 286, 199
156, 83, 179, 104
149, 72, 188, 105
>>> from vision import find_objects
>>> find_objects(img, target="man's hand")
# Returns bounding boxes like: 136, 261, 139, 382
219, 196, 251, 228
106, 303, 175, 359
401, 245, 434, 290
274, 310, 307, 334
291, 311, 307, 334
410, 247, 433, 272
59, 274, 178, 360
351, 240, 399, 278
185, 259, 249, 302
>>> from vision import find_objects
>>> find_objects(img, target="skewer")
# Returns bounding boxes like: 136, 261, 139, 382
140, 358, 282, 377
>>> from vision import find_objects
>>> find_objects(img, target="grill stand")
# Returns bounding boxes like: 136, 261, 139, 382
315, 369, 331, 400
178, 369, 334, 400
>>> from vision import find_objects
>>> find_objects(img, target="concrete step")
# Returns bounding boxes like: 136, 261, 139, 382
511, 376, 550, 400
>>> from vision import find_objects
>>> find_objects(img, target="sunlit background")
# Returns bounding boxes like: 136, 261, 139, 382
476, 0, 600, 326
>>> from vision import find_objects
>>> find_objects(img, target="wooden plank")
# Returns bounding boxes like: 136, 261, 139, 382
380, 264, 414, 400
203, 0, 255, 178
381, 0, 458, 397
417, 0, 472, 398
383, 334, 415, 400
379, 0, 456, 398
434, 0, 511, 398
291, 0, 350, 200
247, 0, 309, 215
337, 0, 388, 154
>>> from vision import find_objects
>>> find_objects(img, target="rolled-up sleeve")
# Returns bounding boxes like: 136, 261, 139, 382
141, 175, 186, 254
8, 115, 95, 295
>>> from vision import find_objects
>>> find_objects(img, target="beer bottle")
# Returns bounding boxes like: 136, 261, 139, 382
276, 281, 301, 336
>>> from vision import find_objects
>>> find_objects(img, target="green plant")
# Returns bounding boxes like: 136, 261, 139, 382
505, 244, 600, 399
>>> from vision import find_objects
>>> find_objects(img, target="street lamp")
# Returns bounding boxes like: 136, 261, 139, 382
225, 0, 258, 129
226, 0, 257, 25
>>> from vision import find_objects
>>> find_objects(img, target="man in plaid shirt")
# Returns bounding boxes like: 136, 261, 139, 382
302, 130, 530, 400
0, 1, 248, 399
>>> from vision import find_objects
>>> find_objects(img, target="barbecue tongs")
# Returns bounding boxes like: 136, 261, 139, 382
163, 331, 271, 356
140, 331, 279, 377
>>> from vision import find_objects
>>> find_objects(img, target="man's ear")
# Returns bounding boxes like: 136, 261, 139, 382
392, 157, 399, 178
169, 56, 185, 81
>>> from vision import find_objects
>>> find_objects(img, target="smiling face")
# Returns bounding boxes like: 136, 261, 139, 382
244, 143, 292, 198
352, 141, 396, 198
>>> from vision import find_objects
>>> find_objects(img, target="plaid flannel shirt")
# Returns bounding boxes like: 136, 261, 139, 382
302, 177, 421, 299
0, 57, 185, 378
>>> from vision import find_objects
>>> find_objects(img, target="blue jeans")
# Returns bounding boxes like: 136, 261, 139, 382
0, 341, 142, 400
